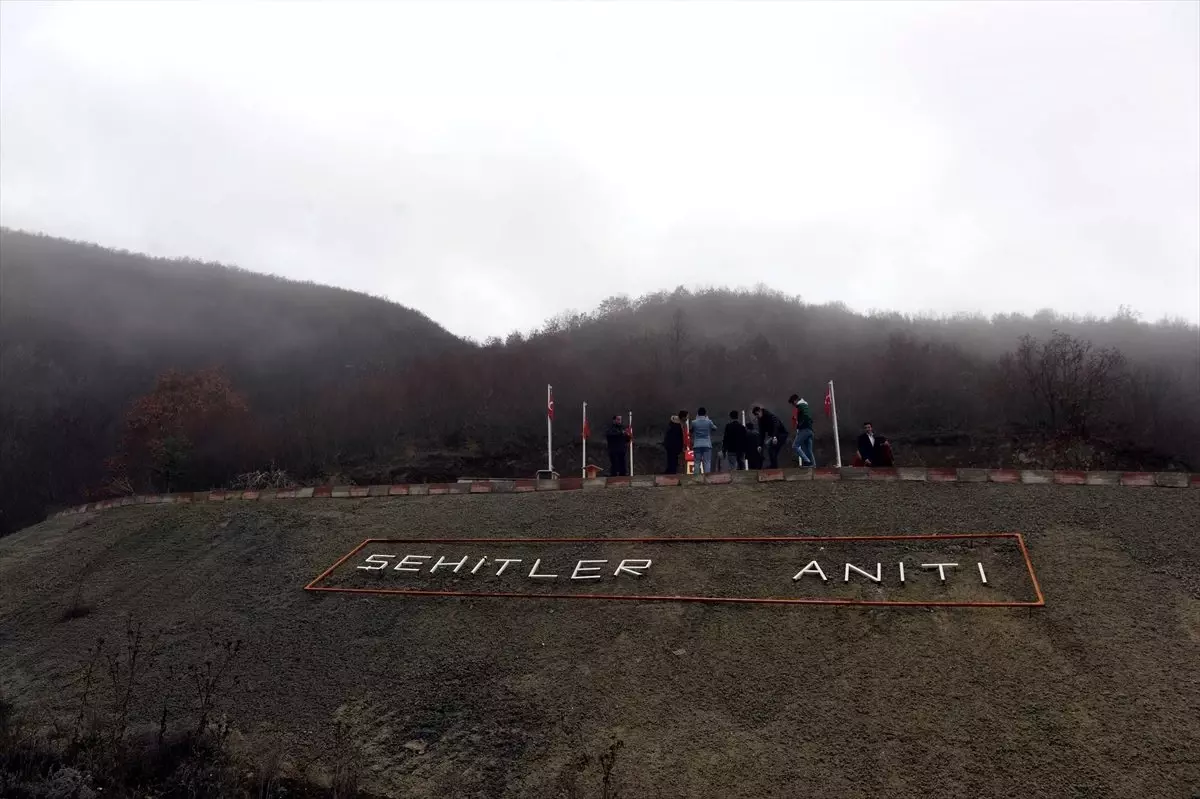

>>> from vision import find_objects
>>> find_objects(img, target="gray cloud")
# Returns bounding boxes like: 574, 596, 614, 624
2, 1, 1196, 339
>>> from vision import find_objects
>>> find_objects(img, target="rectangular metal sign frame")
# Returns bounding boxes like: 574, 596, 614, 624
304, 533, 1046, 608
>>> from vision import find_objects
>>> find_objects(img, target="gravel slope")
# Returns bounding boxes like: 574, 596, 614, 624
2, 482, 1197, 798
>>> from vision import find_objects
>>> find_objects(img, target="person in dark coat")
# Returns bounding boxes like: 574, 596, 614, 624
744, 421, 764, 469
663, 414, 685, 474
722, 411, 747, 471
752, 406, 787, 469
855, 421, 894, 467
605, 414, 631, 476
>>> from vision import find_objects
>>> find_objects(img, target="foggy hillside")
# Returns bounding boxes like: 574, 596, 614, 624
2, 229, 1198, 534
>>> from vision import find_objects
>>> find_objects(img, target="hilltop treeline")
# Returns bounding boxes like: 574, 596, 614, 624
2, 229, 1197, 534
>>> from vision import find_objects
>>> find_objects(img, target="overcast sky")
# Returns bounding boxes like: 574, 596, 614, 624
1, 1, 1197, 339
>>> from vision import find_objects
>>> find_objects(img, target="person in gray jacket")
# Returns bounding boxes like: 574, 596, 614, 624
689, 407, 718, 474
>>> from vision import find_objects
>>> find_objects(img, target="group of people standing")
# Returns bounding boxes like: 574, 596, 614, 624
657, 396, 893, 475
599, 398, 894, 476
658, 396, 811, 474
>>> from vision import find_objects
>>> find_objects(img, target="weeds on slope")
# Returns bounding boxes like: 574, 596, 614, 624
0, 614, 373, 798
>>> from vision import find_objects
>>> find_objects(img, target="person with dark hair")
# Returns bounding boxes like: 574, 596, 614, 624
855, 421, 894, 467
751, 406, 787, 469
788, 393, 815, 467
690, 407, 718, 474
663, 413, 685, 474
605, 414, 631, 476
744, 419, 764, 469
722, 410, 747, 471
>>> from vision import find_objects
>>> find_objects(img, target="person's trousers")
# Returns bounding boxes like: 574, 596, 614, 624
665, 448, 680, 474
725, 452, 743, 471
609, 449, 627, 476
793, 428, 815, 467
765, 438, 784, 469
694, 447, 712, 474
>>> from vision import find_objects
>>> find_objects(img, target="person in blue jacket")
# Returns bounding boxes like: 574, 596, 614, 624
689, 407, 718, 474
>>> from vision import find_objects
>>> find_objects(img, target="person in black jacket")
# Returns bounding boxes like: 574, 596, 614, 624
605, 414, 631, 476
662, 414, 685, 474
855, 421, 894, 467
722, 411, 747, 471
752, 406, 787, 469
744, 421, 764, 470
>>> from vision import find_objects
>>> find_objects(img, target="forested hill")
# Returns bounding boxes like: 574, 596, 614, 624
0, 229, 466, 533
2, 228, 1198, 534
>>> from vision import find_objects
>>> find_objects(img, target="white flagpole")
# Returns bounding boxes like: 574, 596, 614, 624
628, 409, 634, 477
581, 401, 587, 478
547, 384, 553, 472
829, 380, 842, 467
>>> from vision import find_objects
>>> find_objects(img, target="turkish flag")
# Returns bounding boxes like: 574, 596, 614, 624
824, 385, 832, 418
547, 386, 554, 420
582, 414, 590, 439
626, 424, 633, 442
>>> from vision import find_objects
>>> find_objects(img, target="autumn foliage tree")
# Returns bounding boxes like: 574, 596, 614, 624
109, 369, 251, 493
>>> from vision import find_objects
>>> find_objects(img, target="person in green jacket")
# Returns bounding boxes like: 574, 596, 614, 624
788, 393, 815, 467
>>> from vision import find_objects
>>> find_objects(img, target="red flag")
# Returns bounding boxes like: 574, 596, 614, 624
582, 415, 590, 438
547, 387, 554, 420
824, 384, 832, 418
626, 423, 633, 442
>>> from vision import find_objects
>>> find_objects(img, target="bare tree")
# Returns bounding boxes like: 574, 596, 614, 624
1005, 331, 1127, 438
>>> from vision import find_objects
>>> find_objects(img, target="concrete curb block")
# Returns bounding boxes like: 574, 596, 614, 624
927, 468, 958, 483
52, 466, 1200, 518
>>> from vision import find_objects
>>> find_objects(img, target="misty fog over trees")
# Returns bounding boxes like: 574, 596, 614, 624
2, 228, 1197, 534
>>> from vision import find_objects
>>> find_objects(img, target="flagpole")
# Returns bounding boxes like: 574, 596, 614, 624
581, 401, 587, 479
547, 384, 553, 472
628, 409, 634, 477
829, 380, 842, 467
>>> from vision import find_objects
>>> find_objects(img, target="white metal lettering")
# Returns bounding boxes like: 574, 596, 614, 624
527, 559, 559, 579
921, 562, 959, 582
470, 557, 489, 575
614, 559, 652, 577
493, 558, 522, 576
844, 562, 882, 583
430, 555, 469, 574
571, 560, 607, 580
357, 554, 395, 570
898, 561, 906, 583
394, 555, 431, 573
792, 560, 828, 581
977, 562, 988, 585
